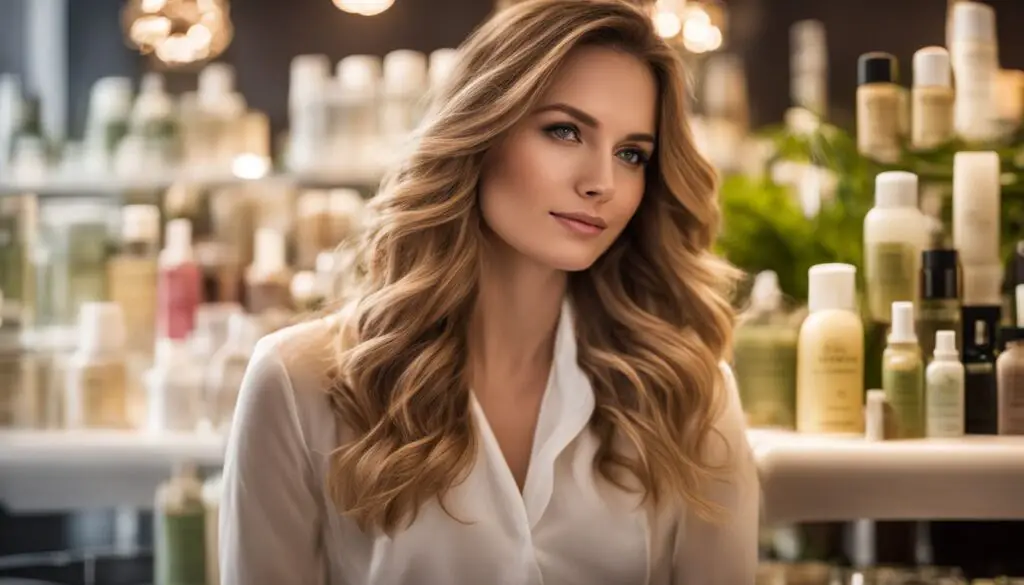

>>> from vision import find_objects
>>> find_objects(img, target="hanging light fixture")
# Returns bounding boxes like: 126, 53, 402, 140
653, 0, 725, 54
333, 0, 395, 16
122, 0, 234, 66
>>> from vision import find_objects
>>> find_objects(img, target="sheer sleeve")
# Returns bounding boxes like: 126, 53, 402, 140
219, 338, 327, 585
672, 362, 760, 584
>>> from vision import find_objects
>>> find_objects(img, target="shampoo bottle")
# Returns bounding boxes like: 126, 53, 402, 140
926, 330, 965, 438
882, 301, 925, 439
796, 263, 865, 434
911, 47, 955, 151
996, 285, 1024, 435
857, 52, 902, 164
732, 270, 798, 429
157, 219, 202, 342
864, 171, 928, 324
918, 249, 961, 362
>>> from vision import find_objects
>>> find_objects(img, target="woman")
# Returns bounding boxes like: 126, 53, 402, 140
220, 0, 758, 583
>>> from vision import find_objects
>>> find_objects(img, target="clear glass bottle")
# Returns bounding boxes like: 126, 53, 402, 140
204, 312, 261, 433
64, 302, 130, 429
33, 199, 112, 337
108, 204, 161, 354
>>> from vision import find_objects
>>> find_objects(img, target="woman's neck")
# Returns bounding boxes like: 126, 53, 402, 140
469, 241, 567, 390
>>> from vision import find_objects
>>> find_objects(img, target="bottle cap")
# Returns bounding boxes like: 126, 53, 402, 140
199, 62, 236, 99
920, 249, 959, 300
121, 204, 160, 243
429, 48, 460, 89
298, 190, 330, 217
951, 1, 996, 45
807, 263, 857, 313
252, 227, 287, 276
888, 301, 917, 344
934, 330, 959, 359
77, 302, 126, 353
162, 218, 194, 264
858, 52, 898, 85
865, 389, 887, 442
383, 49, 428, 95
750, 270, 782, 311
874, 171, 918, 208
913, 46, 951, 88
337, 55, 382, 95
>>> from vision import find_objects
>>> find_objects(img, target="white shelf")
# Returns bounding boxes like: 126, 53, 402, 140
749, 429, 1024, 523
0, 168, 385, 197
0, 430, 225, 512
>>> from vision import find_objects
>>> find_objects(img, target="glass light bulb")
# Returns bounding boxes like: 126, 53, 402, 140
333, 0, 395, 16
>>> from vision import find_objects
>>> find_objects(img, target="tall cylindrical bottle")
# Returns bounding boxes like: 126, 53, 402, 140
796, 263, 865, 434
857, 52, 901, 164
911, 46, 955, 150
926, 330, 965, 438
882, 301, 925, 439
997, 285, 1024, 435
155, 463, 207, 585
864, 171, 928, 324
918, 249, 961, 362
949, 1, 1000, 144
108, 204, 160, 353
64, 302, 130, 429
157, 219, 202, 342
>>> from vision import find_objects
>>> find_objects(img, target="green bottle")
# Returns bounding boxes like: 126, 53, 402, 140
882, 301, 926, 439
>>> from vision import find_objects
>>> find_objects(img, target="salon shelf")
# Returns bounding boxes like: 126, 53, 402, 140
0, 167, 385, 197
748, 429, 1024, 523
0, 429, 225, 512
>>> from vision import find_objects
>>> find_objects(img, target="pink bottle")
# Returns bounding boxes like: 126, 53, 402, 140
157, 219, 202, 341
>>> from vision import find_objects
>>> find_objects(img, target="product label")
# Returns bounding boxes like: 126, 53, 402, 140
108, 257, 158, 348
68, 362, 129, 428
797, 335, 864, 433
926, 368, 964, 438
912, 91, 955, 150
865, 242, 918, 322
883, 364, 925, 439
857, 90, 901, 163
733, 328, 798, 429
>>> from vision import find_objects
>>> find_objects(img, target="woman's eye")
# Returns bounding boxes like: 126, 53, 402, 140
618, 149, 649, 167
545, 124, 580, 142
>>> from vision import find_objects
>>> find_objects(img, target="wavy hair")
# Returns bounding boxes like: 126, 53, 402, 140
327, 0, 741, 535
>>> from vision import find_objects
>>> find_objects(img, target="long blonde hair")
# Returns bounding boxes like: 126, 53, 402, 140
328, 0, 740, 535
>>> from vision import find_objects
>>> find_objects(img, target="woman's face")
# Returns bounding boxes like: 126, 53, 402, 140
478, 45, 658, 272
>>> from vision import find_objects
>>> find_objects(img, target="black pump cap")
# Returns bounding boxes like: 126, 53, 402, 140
921, 249, 959, 300
858, 52, 899, 85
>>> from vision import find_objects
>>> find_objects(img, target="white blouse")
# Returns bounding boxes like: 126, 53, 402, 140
219, 303, 759, 585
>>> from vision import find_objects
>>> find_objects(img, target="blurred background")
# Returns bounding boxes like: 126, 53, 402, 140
2, 0, 1024, 584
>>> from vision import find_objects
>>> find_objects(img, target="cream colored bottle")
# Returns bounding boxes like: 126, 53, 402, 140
912, 47, 955, 150
64, 302, 130, 429
857, 52, 901, 164
108, 204, 160, 354
797, 263, 865, 434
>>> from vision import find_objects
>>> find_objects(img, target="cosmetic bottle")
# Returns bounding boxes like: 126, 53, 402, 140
926, 330, 965, 438
157, 219, 202, 342
154, 462, 207, 585
911, 47, 955, 151
857, 52, 901, 164
146, 338, 203, 433
64, 302, 130, 429
953, 152, 1001, 268
796, 263, 864, 434
882, 301, 925, 439
949, 1, 1000, 144
732, 270, 798, 429
865, 388, 890, 441
204, 312, 261, 433
963, 309, 999, 435
245, 228, 293, 314
202, 474, 223, 585
108, 204, 160, 353
918, 249, 961, 363
864, 171, 927, 324
295, 190, 332, 270
997, 285, 1024, 435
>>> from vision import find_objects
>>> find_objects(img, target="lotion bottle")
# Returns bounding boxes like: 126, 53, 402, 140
911, 47, 955, 151
864, 171, 928, 324
996, 285, 1024, 435
949, 1, 1000, 144
857, 52, 901, 164
926, 330, 965, 438
157, 219, 202, 342
882, 301, 925, 439
796, 263, 864, 434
